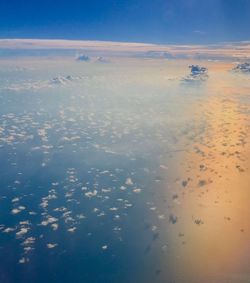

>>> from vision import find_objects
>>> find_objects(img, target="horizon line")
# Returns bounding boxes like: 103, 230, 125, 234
0, 38, 250, 47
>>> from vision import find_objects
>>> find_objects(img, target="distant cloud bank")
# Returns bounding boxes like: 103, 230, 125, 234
0, 39, 249, 60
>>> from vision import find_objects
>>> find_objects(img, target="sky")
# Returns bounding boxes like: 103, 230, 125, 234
0, 0, 250, 44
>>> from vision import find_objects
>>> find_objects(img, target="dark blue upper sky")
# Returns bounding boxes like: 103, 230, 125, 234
0, 0, 249, 43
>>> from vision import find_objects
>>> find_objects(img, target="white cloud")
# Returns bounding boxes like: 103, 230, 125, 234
41, 216, 58, 226
102, 245, 108, 250
85, 190, 98, 198
11, 206, 26, 215
67, 227, 77, 233
3, 227, 15, 233
182, 65, 208, 82
23, 237, 35, 245
51, 223, 59, 231
47, 243, 58, 249
133, 188, 142, 193
11, 208, 21, 215
19, 257, 29, 264
16, 228, 29, 238
125, 178, 133, 185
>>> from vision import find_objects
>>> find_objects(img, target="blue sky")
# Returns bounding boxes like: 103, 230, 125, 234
0, 0, 249, 43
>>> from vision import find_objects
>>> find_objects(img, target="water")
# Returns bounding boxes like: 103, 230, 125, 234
0, 57, 249, 283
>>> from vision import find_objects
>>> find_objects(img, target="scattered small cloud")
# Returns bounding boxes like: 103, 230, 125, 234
16, 227, 29, 238
47, 243, 58, 249
125, 178, 133, 186
95, 56, 110, 63
76, 54, 90, 62
67, 227, 77, 233
169, 214, 178, 224
232, 62, 250, 73
19, 257, 29, 264
102, 245, 108, 250
182, 65, 208, 82
133, 188, 142, 193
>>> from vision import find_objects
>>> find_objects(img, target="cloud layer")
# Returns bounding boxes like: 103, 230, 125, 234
0, 39, 249, 60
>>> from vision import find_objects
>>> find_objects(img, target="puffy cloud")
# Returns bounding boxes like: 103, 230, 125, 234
190, 65, 207, 75
19, 257, 29, 264
41, 216, 58, 226
169, 214, 178, 224
85, 190, 98, 198
47, 243, 58, 249
232, 62, 250, 73
67, 227, 77, 233
133, 188, 142, 193
182, 65, 208, 82
23, 237, 35, 245
109, 207, 118, 211
125, 178, 133, 185
11, 208, 21, 215
3, 227, 15, 233
102, 245, 108, 250
16, 227, 29, 238
51, 223, 59, 231
76, 54, 90, 62
11, 206, 26, 215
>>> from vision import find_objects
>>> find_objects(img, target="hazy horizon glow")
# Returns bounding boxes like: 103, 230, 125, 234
0, 38, 249, 61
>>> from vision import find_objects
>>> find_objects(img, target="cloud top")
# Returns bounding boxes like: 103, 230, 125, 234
76, 54, 90, 62
182, 65, 208, 82
232, 62, 250, 73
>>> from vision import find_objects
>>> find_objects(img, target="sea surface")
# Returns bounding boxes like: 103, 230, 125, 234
0, 57, 249, 283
